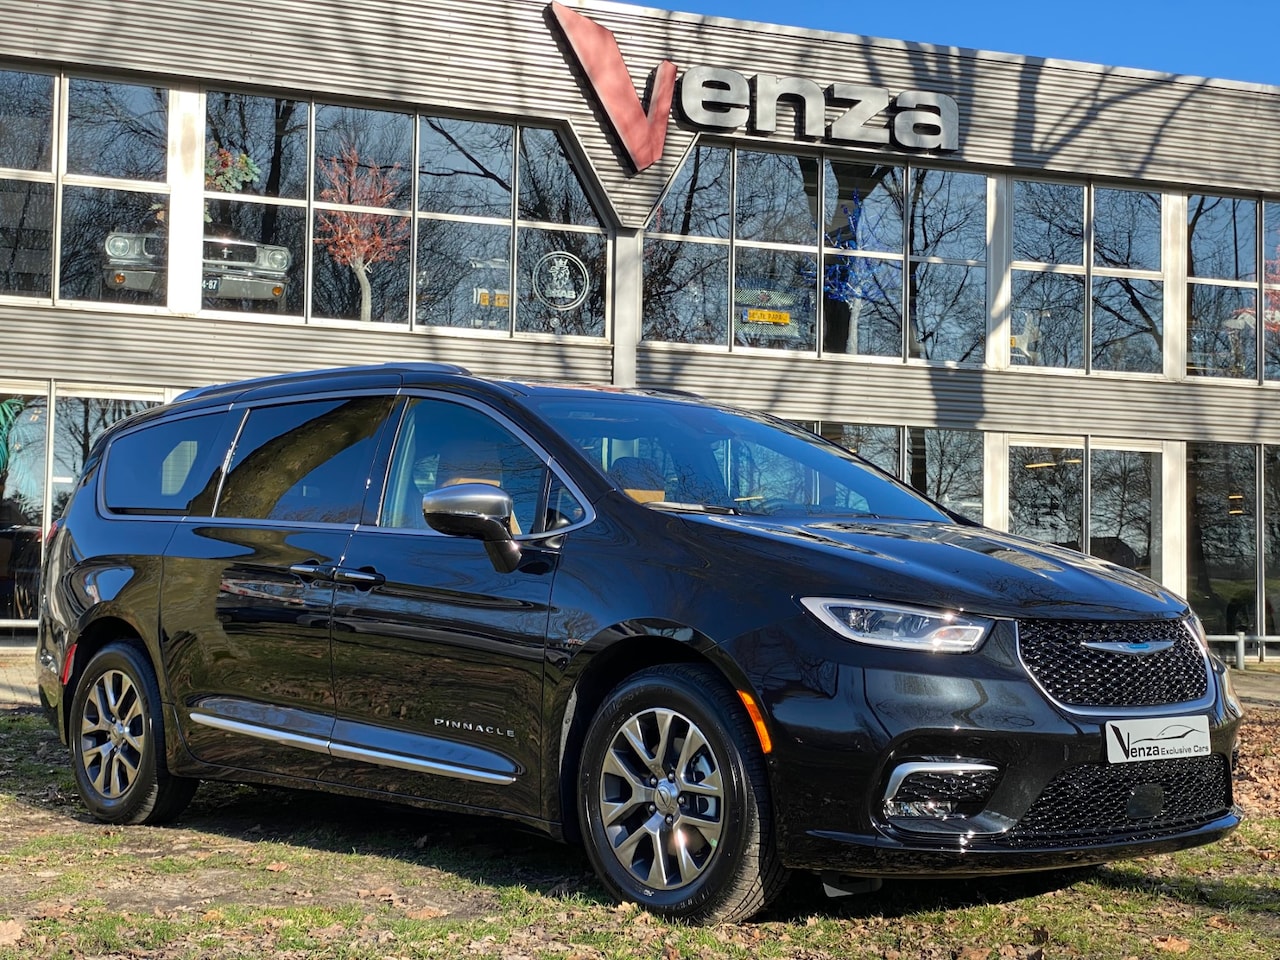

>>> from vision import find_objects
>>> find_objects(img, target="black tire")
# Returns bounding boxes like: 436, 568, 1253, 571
578, 664, 787, 923
69, 642, 196, 825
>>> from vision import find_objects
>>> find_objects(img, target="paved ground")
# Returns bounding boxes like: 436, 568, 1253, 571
3, 644, 1278, 712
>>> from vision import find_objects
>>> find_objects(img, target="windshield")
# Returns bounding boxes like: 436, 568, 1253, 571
529, 393, 951, 522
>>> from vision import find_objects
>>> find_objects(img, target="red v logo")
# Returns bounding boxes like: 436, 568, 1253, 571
549, 2, 677, 172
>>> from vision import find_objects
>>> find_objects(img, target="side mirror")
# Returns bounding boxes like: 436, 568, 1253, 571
421, 483, 521, 574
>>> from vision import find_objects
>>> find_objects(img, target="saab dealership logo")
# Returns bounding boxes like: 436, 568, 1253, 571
548, 2, 959, 173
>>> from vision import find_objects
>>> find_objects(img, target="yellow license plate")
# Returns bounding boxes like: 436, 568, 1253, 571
745, 308, 790, 325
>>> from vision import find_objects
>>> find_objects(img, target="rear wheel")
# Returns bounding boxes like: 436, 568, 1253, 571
578, 664, 786, 923
70, 642, 196, 824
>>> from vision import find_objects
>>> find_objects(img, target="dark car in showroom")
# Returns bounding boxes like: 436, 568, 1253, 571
36, 362, 1242, 923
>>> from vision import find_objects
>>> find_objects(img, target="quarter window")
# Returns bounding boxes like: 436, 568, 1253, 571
104, 413, 230, 516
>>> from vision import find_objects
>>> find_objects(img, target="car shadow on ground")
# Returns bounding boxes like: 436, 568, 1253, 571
31, 770, 1116, 923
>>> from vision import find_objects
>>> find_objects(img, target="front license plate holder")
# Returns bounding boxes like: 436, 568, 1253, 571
1104, 715, 1211, 764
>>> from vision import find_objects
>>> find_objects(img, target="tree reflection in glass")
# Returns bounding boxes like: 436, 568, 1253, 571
1089, 449, 1158, 574
419, 116, 513, 219
0, 394, 45, 622
735, 150, 818, 246
735, 247, 817, 350
907, 427, 983, 523
66, 80, 167, 181
1009, 446, 1084, 549
1011, 271, 1084, 368
1187, 284, 1256, 378
515, 228, 605, 336
1187, 442, 1257, 635
0, 70, 53, 170
416, 220, 511, 330
820, 423, 899, 477
821, 254, 899, 355
1014, 181, 1083, 265
61, 187, 168, 304
642, 240, 728, 344
1264, 201, 1280, 381
1091, 277, 1162, 373
0, 180, 52, 296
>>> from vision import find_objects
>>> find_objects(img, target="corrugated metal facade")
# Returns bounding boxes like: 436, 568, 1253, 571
0, 0, 1277, 437
3, 0, 1278, 226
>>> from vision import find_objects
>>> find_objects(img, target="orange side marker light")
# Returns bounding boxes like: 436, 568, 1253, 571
737, 690, 773, 754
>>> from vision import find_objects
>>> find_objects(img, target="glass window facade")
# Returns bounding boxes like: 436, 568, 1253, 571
645, 149, 988, 359
1012, 182, 1162, 373
5, 57, 1280, 649
1, 392, 158, 625
1187, 442, 1256, 635
1185, 194, 1280, 381
0, 70, 606, 334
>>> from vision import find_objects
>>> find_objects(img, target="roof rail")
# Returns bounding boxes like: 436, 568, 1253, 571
174, 361, 471, 403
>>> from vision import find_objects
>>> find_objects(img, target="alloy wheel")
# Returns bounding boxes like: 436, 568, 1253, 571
78, 667, 147, 800
597, 706, 725, 890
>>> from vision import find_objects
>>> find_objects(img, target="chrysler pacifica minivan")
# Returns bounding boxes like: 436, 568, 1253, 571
37, 362, 1243, 922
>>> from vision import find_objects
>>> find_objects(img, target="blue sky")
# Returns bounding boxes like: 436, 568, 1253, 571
619, 0, 1276, 88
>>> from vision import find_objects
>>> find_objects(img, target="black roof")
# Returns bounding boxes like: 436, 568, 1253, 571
172, 363, 703, 408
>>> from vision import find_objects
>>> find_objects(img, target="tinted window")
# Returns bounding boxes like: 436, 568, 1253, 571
379, 398, 550, 535
103, 412, 230, 516
217, 396, 394, 523
531, 394, 948, 521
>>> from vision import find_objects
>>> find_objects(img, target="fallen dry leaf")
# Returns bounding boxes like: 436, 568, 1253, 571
264, 861, 289, 872
0, 920, 22, 948
405, 905, 448, 920
1153, 935, 1192, 953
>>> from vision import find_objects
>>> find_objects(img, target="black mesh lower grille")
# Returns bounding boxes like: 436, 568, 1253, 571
1018, 618, 1209, 708
893, 770, 1001, 805
1004, 755, 1230, 847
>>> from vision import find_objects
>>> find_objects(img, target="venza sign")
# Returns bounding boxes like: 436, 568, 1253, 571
549, 2, 959, 173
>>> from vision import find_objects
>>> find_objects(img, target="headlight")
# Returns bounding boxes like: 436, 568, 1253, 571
104, 234, 134, 258
262, 246, 290, 271
800, 598, 994, 653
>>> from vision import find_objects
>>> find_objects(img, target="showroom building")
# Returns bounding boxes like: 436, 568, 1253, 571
1, 0, 1279, 643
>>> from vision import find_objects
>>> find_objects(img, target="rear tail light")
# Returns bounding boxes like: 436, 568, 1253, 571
45, 518, 61, 547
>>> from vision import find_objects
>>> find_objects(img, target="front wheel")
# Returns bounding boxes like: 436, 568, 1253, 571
69, 642, 196, 824
578, 664, 786, 923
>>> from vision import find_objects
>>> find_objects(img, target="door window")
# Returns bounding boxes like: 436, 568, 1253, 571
217, 395, 394, 523
379, 398, 554, 535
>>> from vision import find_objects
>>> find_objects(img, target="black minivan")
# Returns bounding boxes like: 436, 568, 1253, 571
37, 363, 1242, 923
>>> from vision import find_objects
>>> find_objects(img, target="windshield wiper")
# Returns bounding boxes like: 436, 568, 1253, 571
644, 501, 740, 515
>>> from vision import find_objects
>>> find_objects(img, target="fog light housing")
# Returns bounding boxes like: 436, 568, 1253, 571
883, 761, 1000, 819
111, 273, 127, 286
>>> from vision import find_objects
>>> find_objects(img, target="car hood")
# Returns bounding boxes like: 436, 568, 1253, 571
682, 513, 1186, 621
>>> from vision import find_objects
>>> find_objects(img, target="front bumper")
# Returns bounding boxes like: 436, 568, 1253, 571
728, 619, 1243, 876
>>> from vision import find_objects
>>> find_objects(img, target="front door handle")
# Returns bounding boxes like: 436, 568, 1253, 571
332, 567, 385, 588
288, 562, 334, 581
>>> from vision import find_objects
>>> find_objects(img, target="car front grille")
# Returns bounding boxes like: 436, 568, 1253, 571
1017, 618, 1209, 709
204, 240, 257, 264
1003, 754, 1230, 847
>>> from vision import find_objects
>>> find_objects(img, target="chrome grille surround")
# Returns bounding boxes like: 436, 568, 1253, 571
1016, 617, 1211, 715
